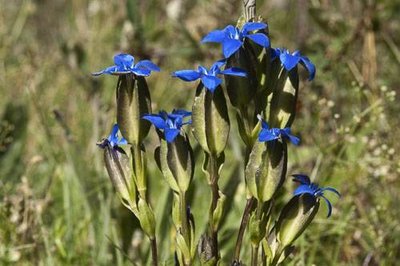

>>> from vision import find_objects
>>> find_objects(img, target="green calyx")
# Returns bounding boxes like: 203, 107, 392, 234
116, 74, 151, 146
155, 133, 194, 193
192, 84, 230, 157
245, 139, 288, 203
276, 194, 320, 248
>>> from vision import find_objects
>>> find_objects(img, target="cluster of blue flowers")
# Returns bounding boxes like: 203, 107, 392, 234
95, 21, 337, 217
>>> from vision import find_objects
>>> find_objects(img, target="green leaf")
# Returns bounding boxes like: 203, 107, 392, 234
176, 232, 191, 264
137, 198, 156, 238
212, 191, 226, 231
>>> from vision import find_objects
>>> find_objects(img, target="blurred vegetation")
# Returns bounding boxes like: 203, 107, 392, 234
0, 0, 399, 265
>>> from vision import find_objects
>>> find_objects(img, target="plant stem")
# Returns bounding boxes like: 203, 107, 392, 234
251, 201, 264, 266
234, 197, 255, 261
180, 192, 190, 248
208, 154, 220, 260
132, 144, 146, 199
150, 237, 158, 266
243, 0, 256, 21
251, 245, 259, 266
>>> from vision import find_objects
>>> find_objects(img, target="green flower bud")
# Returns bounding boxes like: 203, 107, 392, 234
103, 146, 136, 209
266, 68, 299, 129
155, 133, 194, 193
225, 47, 257, 109
192, 84, 230, 156
116, 74, 151, 145
245, 140, 287, 202
276, 194, 320, 247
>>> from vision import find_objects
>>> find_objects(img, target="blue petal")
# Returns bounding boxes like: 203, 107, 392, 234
281, 128, 300, 145
114, 54, 134, 69
201, 75, 222, 92
293, 184, 315, 196
201, 29, 226, 43
288, 134, 300, 145
300, 56, 316, 81
220, 67, 247, 77
131, 68, 151, 76
172, 109, 191, 117
246, 33, 270, 48
210, 59, 226, 73
280, 52, 300, 71
142, 115, 167, 129
198, 65, 208, 75
224, 25, 238, 37
92, 66, 120, 76
321, 187, 341, 197
258, 129, 278, 142
222, 39, 243, 58
164, 128, 180, 143
131, 68, 151, 77
321, 195, 333, 218
172, 70, 201, 81
242, 22, 267, 34
118, 138, 128, 145
108, 124, 119, 145
135, 60, 160, 72
270, 48, 281, 61
292, 174, 311, 185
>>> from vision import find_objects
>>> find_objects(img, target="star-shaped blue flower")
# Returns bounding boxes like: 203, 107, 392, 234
292, 174, 340, 217
98, 124, 128, 149
142, 109, 191, 143
172, 59, 246, 93
257, 115, 300, 145
93, 53, 160, 76
271, 48, 316, 81
202, 22, 270, 58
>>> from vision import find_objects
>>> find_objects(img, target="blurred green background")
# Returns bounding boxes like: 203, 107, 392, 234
1, 0, 399, 265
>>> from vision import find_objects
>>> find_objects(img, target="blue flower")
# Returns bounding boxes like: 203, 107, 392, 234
172, 59, 246, 92
202, 22, 270, 58
92, 53, 160, 76
271, 48, 316, 81
292, 174, 340, 217
142, 109, 191, 143
98, 124, 128, 149
257, 115, 300, 145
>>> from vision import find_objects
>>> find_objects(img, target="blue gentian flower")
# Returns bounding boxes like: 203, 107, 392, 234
292, 174, 340, 217
142, 109, 191, 143
257, 115, 300, 145
93, 53, 160, 76
172, 59, 246, 93
202, 22, 270, 58
98, 124, 128, 149
271, 48, 316, 81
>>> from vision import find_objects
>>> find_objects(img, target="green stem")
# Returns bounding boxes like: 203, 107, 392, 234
233, 197, 255, 261
250, 201, 264, 266
251, 245, 259, 266
208, 154, 220, 260
132, 144, 146, 199
180, 192, 190, 250
150, 237, 158, 266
